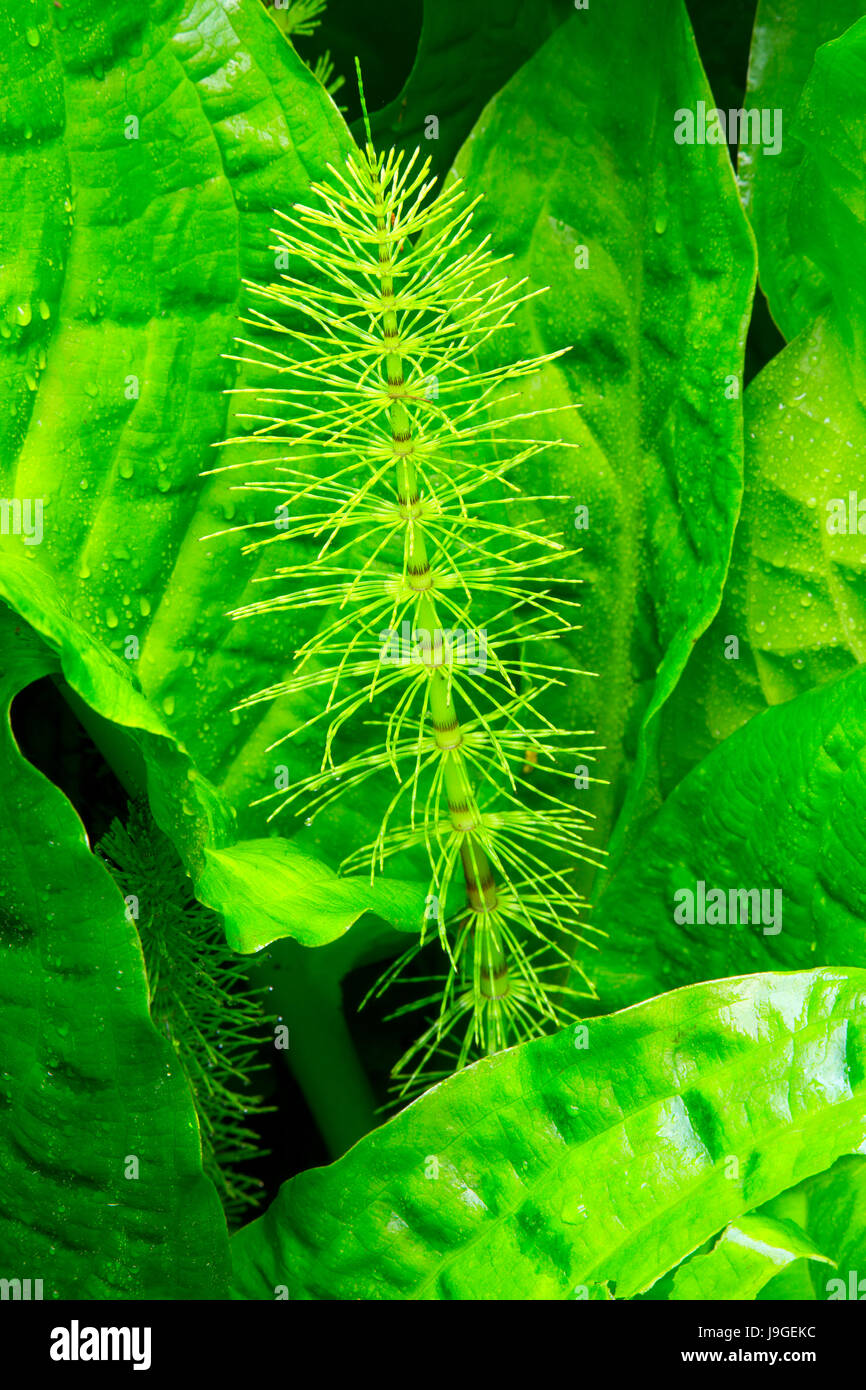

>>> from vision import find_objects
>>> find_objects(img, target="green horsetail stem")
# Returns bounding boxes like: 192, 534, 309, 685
367, 127, 508, 1000
213, 63, 605, 1093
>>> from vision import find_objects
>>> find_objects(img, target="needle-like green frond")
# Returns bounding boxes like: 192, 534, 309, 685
213, 68, 603, 1091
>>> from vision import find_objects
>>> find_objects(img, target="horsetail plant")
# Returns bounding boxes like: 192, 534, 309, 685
267, 1, 346, 103
98, 805, 270, 1224
213, 67, 604, 1095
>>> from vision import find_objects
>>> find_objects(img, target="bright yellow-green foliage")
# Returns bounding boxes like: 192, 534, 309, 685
218, 72, 603, 1089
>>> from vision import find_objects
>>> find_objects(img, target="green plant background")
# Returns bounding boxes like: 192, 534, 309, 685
2, 0, 866, 1300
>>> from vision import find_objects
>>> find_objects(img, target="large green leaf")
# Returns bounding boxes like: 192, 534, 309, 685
199, 838, 425, 952
741, 0, 866, 339
759, 1155, 866, 1299
658, 320, 866, 789
0, 0, 354, 840
451, 2, 755, 881
667, 1215, 831, 1300
593, 665, 866, 1011
660, 17, 866, 790
0, 606, 229, 1298
230, 969, 866, 1300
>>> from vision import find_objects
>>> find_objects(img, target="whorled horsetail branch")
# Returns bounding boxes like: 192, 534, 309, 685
210, 67, 605, 1092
